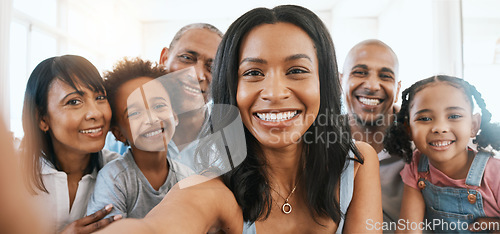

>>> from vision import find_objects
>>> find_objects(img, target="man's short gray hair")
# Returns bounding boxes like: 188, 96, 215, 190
169, 23, 223, 49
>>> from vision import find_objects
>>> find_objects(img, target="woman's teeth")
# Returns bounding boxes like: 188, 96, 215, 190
359, 97, 381, 106
429, 141, 452, 147
143, 129, 163, 138
79, 128, 102, 134
256, 111, 298, 122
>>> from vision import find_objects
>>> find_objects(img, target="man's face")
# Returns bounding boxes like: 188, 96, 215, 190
342, 44, 401, 125
161, 67, 206, 117
160, 28, 221, 105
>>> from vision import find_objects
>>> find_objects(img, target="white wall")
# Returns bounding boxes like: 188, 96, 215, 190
0, 0, 13, 126
463, 17, 500, 122
332, 17, 379, 73
142, 19, 231, 63
5, 0, 500, 136
7, 0, 144, 137
141, 11, 333, 64
331, 0, 436, 102
378, 0, 435, 91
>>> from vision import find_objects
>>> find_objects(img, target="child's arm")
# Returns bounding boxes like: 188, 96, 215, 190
343, 141, 383, 233
397, 184, 425, 233
87, 168, 128, 219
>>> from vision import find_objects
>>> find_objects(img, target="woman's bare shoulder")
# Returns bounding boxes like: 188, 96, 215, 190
353, 141, 379, 173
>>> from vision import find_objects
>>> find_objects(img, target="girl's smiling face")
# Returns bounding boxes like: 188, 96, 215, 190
409, 82, 480, 166
236, 22, 320, 150
41, 79, 111, 155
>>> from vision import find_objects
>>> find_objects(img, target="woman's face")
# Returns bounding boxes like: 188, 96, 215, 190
41, 79, 111, 155
236, 22, 320, 150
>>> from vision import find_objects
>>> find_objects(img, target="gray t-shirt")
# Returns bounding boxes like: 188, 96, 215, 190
378, 149, 405, 225
86, 149, 192, 218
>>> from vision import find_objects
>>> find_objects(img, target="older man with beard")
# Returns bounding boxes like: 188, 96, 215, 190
158, 23, 223, 168
341, 39, 404, 228
104, 23, 222, 162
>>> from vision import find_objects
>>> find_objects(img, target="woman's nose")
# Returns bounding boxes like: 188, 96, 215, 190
85, 101, 104, 121
260, 72, 291, 102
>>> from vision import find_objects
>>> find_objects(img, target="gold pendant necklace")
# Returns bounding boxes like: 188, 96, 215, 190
269, 179, 300, 214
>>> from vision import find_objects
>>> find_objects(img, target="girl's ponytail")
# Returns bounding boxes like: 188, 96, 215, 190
463, 80, 500, 151
385, 87, 414, 163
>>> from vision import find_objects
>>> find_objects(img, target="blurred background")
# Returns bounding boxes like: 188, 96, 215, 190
1, 0, 499, 138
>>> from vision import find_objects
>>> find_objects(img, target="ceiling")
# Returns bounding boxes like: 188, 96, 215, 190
73, 0, 500, 23
65, 0, 500, 24
114, 0, 393, 22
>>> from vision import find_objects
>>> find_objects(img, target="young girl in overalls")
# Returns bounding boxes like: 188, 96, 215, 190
384, 75, 500, 233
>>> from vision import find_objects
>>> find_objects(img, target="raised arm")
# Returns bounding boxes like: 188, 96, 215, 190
0, 117, 44, 233
98, 175, 243, 233
344, 141, 383, 233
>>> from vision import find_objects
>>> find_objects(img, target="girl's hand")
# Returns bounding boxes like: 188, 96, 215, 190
60, 204, 122, 234
469, 217, 500, 233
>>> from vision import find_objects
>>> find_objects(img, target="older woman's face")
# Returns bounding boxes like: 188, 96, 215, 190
40, 79, 111, 155
236, 22, 320, 150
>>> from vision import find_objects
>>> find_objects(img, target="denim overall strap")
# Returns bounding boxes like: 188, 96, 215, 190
418, 151, 489, 233
417, 154, 430, 173
465, 151, 491, 187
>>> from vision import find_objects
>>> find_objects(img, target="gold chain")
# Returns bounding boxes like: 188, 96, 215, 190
269, 177, 301, 214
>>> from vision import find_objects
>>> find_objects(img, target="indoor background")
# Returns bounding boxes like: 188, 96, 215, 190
0, 0, 498, 138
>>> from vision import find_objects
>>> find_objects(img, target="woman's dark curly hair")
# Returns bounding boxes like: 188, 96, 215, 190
384, 75, 500, 163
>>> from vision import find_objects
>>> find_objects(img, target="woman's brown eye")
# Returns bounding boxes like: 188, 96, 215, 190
66, 99, 82, 105
243, 70, 263, 76
288, 68, 307, 74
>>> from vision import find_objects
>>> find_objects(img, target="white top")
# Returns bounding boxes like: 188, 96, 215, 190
34, 149, 119, 233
